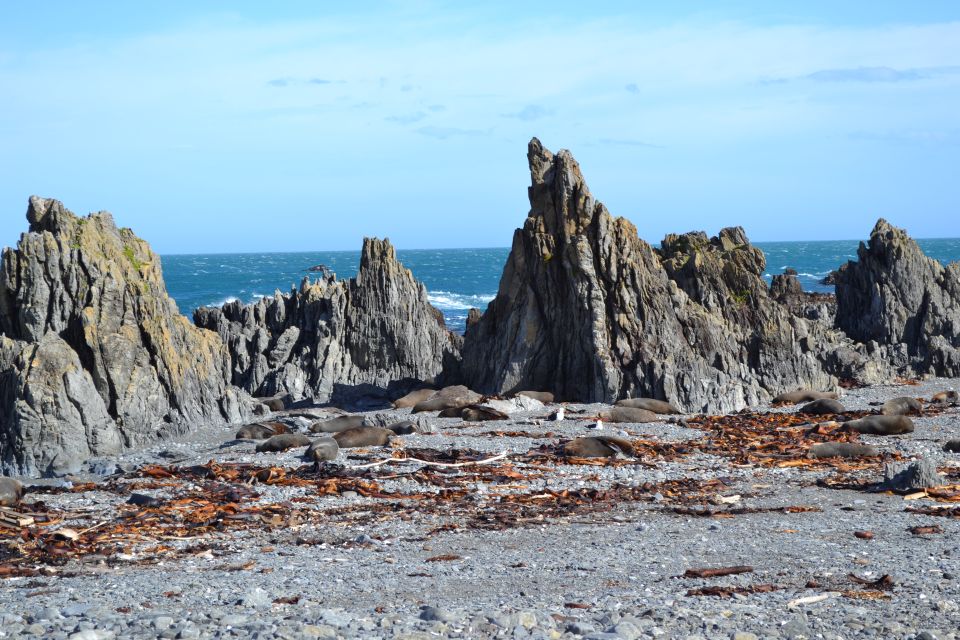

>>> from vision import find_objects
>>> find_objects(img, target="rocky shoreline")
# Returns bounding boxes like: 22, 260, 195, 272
2, 139, 959, 638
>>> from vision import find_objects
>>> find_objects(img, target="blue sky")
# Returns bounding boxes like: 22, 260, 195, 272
1, 2, 958, 253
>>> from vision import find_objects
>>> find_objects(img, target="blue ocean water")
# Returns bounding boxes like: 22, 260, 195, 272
160, 238, 960, 334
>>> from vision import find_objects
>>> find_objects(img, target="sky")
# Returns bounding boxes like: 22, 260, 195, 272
1, 1, 958, 253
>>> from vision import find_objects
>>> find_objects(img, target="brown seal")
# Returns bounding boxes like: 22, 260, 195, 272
931, 390, 958, 404
386, 420, 419, 435
461, 405, 509, 422
881, 397, 923, 416
0, 477, 25, 507
843, 415, 914, 436
808, 442, 880, 459
615, 398, 680, 414
255, 433, 312, 453
333, 427, 394, 448
562, 436, 634, 458
235, 422, 290, 440
516, 390, 555, 404
942, 440, 960, 453
599, 407, 658, 424
310, 415, 366, 433
306, 437, 340, 462
393, 388, 437, 409
798, 399, 846, 415
412, 385, 481, 413
772, 390, 838, 405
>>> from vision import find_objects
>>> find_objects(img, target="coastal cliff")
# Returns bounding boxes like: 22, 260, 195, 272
458, 138, 888, 412
0, 197, 249, 475
194, 237, 459, 404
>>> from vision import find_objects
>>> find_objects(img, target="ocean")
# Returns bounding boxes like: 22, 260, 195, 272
161, 238, 960, 334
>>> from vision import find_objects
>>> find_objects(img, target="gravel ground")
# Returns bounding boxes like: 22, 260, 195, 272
2, 379, 959, 639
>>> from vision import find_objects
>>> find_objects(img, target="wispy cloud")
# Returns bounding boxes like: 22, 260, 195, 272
308, 77, 332, 85
598, 137, 661, 148
415, 126, 483, 139
385, 111, 427, 124
267, 77, 292, 87
764, 65, 960, 85
849, 129, 960, 145
502, 104, 553, 121
625, 83, 639, 93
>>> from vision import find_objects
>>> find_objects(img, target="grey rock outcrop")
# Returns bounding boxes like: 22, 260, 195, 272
194, 237, 459, 404
0, 197, 249, 476
459, 138, 886, 412
835, 219, 960, 376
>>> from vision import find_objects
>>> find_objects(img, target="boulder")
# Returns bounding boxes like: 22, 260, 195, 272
0, 197, 250, 476
194, 237, 461, 404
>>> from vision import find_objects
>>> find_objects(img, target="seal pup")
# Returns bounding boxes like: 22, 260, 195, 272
600, 407, 658, 424
306, 437, 340, 463
930, 390, 958, 405
310, 415, 366, 434
516, 391, 555, 404
772, 390, 839, 405
411, 385, 482, 413
563, 436, 634, 458
386, 420, 419, 435
393, 388, 437, 409
798, 399, 847, 415
942, 440, 960, 453
615, 398, 681, 414
255, 433, 312, 453
808, 442, 880, 459
843, 415, 914, 436
461, 405, 509, 422
880, 397, 924, 416
235, 422, 290, 440
333, 427, 394, 448
0, 477, 25, 507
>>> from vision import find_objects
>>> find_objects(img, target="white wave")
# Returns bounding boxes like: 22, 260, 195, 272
207, 296, 239, 307
428, 290, 496, 310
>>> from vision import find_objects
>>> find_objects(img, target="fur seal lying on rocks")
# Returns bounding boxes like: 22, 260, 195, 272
798, 399, 846, 415
255, 433, 312, 453
772, 390, 839, 405
386, 420, 419, 435
930, 390, 958, 405
843, 415, 914, 436
0, 477, 25, 507
235, 422, 290, 440
615, 398, 680, 414
393, 388, 437, 409
516, 390, 555, 404
808, 442, 880, 459
306, 437, 340, 462
310, 415, 366, 433
412, 385, 482, 413
599, 407, 658, 424
333, 427, 394, 448
438, 404, 509, 421
881, 397, 923, 416
942, 440, 960, 453
563, 436, 634, 458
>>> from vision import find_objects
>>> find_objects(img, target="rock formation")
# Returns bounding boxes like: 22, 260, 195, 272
835, 219, 960, 376
459, 138, 885, 412
194, 238, 459, 404
0, 197, 249, 475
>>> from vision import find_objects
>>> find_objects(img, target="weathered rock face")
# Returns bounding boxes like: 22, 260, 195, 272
835, 219, 960, 376
0, 197, 249, 476
194, 237, 459, 404
459, 138, 876, 412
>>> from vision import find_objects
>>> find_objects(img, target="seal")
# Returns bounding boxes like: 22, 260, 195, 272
306, 437, 340, 463
772, 390, 838, 405
310, 415, 366, 434
942, 439, 960, 453
562, 436, 634, 458
412, 385, 481, 413
393, 388, 437, 409
615, 398, 680, 414
386, 420, 419, 435
461, 405, 509, 422
257, 393, 292, 412
599, 407, 658, 424
0, 477, 25, 507
235, 422, 290, 440
255, 433, 312, 453
930, 390, 958, 404
516, 391, 555, 404
808, 442, 880, 459
880, 397, 923, 416
798, 399, 846, 415
843, 415, 914, 436
333, 427, 394, 448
